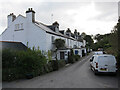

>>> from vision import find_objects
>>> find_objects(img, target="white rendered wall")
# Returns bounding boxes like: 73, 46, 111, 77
1, 15, 47, 51
118, 1, 120, 18
26, 23, 47, 51
2, 15, 27, 44
1, 14, 85, 53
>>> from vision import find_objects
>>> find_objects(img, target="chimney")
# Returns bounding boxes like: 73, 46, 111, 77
66, 28, 71, 37
52, 21, 59, 32
7, 13, 16, 27
26, 8, 35, 22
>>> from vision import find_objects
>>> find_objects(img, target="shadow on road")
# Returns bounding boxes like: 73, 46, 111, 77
95, 73, 118, 77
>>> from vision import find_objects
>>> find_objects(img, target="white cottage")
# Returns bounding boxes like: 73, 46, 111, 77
0, 8, 86, 60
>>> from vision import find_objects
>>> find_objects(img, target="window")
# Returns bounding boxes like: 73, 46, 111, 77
20, 23, 23, 29
15, 23, 23, 31
67, 39, 69, 46
51, 36, 55, 43
15, 24, 19, 30
75, 50, 79, 55
90, 56, 94, 62
15, 24, 17, 30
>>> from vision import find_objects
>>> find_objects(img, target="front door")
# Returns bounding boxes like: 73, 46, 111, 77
60, 52, 65, 60
82, 50, 85, 57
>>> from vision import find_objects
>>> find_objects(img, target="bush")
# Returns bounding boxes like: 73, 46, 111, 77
2, 49, 66, 81
51, 60, 59, 71
43, 61, 53, 73
58, 60, 66, 68
2, 49, 47, 81
68, 49, 75, 63
46, 60, 66, 71
74, 55, 80, 61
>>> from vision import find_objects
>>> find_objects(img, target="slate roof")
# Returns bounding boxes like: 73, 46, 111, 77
0, 41, 27, 50
34, 21, 77, 41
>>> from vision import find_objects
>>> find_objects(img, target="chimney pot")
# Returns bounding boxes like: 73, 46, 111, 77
7, 13, 16, 27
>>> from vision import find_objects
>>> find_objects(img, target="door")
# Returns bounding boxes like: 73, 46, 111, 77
98, 56, 108, 72
82, 50, 85, 57
60, 52, 65, 60
107, 56, 116, 72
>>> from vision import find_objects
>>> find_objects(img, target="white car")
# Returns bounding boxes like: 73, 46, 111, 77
90, 54, 117, 75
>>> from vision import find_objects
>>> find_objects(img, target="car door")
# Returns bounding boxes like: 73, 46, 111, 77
107, 56, 116, 72
90, 56, 94, 68
98, 56, 109, 72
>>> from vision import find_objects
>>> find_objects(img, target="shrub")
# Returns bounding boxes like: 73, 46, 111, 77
51, 60, 59, 71
68, 49, 75, 63
2, 49, 47, 81
47, 61, 53, 72
47, 50, 52, 62
43, 61, 54, 73
58, 60, 66, 68
2, 49, 66, 81
74, 55, 81, 61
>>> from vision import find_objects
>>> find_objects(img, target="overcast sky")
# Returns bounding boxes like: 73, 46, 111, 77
0, 0, 119, 35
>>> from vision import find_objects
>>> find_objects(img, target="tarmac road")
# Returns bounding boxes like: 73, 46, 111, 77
3, 52, 118, 88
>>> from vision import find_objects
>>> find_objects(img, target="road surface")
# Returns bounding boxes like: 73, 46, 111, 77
3, 52, 118, 88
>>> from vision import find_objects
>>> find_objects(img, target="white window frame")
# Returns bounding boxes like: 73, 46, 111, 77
51, 36, 55, 43
15, 23, 23, 31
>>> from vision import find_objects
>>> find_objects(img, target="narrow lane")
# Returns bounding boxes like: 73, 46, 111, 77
3, 52, 118, 88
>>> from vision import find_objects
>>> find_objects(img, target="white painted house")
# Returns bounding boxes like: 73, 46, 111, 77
0, 8, 86, 60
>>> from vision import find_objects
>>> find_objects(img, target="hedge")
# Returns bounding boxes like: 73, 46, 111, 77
68, 49, 81, 63
2, 49, 67, 81
2, 49, 47, 81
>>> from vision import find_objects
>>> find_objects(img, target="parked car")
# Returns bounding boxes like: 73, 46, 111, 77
90, 54, 117, 75
94, 51, 103, 55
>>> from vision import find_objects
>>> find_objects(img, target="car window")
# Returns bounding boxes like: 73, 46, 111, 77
91, 56, 94, 62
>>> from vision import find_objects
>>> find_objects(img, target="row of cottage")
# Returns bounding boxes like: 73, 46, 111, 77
0, 8, 87, 61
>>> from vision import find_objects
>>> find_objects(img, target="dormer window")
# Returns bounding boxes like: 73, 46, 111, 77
52, 21, 59, 33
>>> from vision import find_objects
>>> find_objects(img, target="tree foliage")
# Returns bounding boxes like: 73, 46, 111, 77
2, 49, 47, 81
81, 32, 86, 39
84, 35, 94, 48
54, 39, 65, 49
94, 34, 103, 42
92, 33, 111, 51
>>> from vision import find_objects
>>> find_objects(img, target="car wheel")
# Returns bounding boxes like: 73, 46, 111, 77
94, 68, 98, 75
90, 65, 92, 70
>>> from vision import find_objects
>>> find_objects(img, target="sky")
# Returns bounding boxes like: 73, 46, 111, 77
0, 0, 119, 36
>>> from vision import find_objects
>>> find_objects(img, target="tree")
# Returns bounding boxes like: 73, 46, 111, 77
54, 39, 65, 49
81, 32, 86, 39
92, 34, 110, 51
53, 38, 65, 70
84, 35, 94, 48
94, 34, 103, 42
